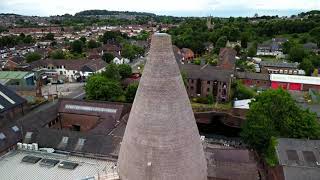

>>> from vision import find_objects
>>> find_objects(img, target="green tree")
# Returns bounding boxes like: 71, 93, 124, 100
103, 63, 121, 80
288, 46, 306, 62
125, 83, 139, 103
233, 81, 256, 100
247, 45, 257, 57
102, 53, 115, 63
240, 32, 249, 48
299, 58, 315, 76
85, 75, 123, 101
241, 89, 320, 154
310, 27, 320, 46
87, 39, 99, 49
118, 64, 132, 79
71, 40, 84, 54
26, 52, 42, 63
80, 36, 87, 43
234, 44, 241, 55
45, 33, 55, 41
214, 36, 227, 53
50, 49, 65, 59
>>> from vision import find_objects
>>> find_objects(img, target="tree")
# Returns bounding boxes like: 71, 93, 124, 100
233, 81, 256, 100
310, 27, 320, 46
50, 49, 65, 59
102, 53, 114, 63
288, 46, 306, 62
118, 64, 132, 79
234, 45, 241, 55
247, 43, 257, 57
299, 58, 315, 76
100, 31, 123, 44
121, 43, 144, 60
87, 39, 99, 49
214, 36, 227, 53
80, 36, 87, 43
125, 83, 139, 103
240, 32, 249, 48
71, 40, 84, 54
103, 63, 121, 80
282, 41, 295, 54
26, 52, 42, 63
241, 89, 320, 154
45, 33, 55, 41
85, 75, 123, 101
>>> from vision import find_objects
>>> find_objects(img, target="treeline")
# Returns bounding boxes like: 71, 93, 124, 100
0, 33, 35, 48
75, 10, 156, 17
168, 11, 320, 54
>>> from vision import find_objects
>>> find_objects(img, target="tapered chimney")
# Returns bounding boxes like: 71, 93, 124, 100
118, 33, 207, 180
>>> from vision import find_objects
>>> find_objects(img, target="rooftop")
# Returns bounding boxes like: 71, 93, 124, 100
0, 150, 116, 180
275, 138, 320, 180
0, 71, 33, 80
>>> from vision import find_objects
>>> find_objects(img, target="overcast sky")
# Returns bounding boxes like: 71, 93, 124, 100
0, 0, 319, 17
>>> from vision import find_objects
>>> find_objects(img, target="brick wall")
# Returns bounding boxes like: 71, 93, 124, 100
60, 113, 99, 132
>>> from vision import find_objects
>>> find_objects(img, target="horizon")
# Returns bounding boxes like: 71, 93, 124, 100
0, 0, 319, 17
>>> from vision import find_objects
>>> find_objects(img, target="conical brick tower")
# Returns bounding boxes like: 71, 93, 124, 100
118, 33, 207, 180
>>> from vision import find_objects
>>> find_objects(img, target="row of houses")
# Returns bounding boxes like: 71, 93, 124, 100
257, 38, 320, 57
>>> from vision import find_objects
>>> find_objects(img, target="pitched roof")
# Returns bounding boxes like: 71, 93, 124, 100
236, 72, 270, 81
0, 71, 32, 80
180, 64, 233, 82
260, 61, 298, 68
30, 59, 106, 71
0, 83, 26, 113
275, 138, 320, 180
206, 147, 259, 180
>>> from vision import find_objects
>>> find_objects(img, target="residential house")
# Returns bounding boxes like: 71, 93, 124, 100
30, 59, 106, 82
259, 61, 301, 75
218, 48, 237, 70
268, 138, 320, 180
257, 38, 288, 56
181, 64, 233, 102
180, 48, 195, 62
303, 42, 319, 54
112, 56, 130, 65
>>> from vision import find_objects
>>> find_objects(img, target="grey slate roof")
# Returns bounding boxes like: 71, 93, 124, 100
275, 138, 320, 180
181, 64, 233, 82
236, 72, 270, 81
260, 61, 299, 68
0, 83, 26, 113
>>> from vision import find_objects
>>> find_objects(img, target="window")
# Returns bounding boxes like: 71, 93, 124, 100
207, 88, 210, 92
0, 133, 5, 140
207, 81, 210, 85
11, 126, 19, 132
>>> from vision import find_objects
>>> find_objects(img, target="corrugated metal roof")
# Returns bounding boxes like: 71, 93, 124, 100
270, 74, 320, 85
0, 71, 31, 80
